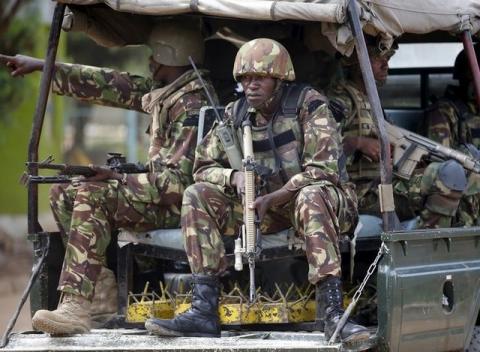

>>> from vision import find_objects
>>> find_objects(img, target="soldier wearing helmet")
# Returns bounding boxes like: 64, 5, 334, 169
1, 20, 218, 334
426, 44, 480, 149
425, 44, 480, 226
145, 38, 369, 343
328, 36, 469, 229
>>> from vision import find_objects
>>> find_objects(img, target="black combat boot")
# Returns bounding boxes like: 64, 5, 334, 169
145, 274, 220, 337
316, 276, 369, 343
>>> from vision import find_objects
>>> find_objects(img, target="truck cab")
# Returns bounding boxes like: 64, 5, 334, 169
3, 1, 480, 351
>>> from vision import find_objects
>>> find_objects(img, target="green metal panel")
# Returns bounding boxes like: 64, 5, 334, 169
377, 227, 480, 351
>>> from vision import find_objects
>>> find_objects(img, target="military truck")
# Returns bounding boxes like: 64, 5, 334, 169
1, 0, 480, 351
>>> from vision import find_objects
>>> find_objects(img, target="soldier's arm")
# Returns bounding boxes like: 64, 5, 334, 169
425, 102, 457, 148
329, 91, 381, 161
193, 103, 236, 187
283, 89, 342, 192
1, 53, 152, 111
52, 63, 152, 112
148, 91, 207, 188
0, 54, 44, 76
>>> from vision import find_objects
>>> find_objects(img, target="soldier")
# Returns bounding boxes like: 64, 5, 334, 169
425, 44, 480, 226
143, 38, 369, 343
3, 21, 217, 334
426, 44, 480, 148
328, 36, 468, 228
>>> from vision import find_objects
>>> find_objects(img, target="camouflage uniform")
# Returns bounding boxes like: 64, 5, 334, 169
426, 85, 480, 226
329, 80, 465, 228
182, 87, 358, 284
144, 38, 368, 342
49, 64, 215, 299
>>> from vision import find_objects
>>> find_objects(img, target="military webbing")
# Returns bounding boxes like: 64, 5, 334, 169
230, 83, 310, 186
232, 83, 310, 128
340, 82, 381, 180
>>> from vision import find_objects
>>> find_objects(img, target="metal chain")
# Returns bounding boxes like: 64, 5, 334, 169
351, 242, 388, 303
328, 242, 389, 344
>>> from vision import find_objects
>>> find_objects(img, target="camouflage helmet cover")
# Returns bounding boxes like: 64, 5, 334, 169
233, 38, 295, 81
148, 20, 204, 66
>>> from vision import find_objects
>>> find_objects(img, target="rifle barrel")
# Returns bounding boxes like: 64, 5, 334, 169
188, 56, 223, 123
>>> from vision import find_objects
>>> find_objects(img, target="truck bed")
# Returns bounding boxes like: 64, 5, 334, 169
2, 329, 377, 352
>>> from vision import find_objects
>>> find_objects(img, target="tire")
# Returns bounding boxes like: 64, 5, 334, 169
467, 326, 480, 352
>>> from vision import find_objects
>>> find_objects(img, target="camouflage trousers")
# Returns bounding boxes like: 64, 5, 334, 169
356, 162, 465, 228
49, 172, 184, 300
181, 182, 358, 285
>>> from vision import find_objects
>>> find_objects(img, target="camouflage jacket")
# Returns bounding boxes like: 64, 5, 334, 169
193, 86, 344, 194
52, 63, 215, 190
328, 80, 380, 181
426, 85, 480, 149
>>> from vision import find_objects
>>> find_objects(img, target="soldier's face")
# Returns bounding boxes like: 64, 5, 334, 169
240, 74, 277, 110
370, 55, 389, 86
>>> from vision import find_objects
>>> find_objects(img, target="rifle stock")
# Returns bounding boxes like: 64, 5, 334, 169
386, 121, 480, 179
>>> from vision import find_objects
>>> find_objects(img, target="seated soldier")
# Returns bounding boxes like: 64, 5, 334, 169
144, 38, 369, 343
3, 21, 217, 334
328, 36, 468, 229
425, 44, 480, 226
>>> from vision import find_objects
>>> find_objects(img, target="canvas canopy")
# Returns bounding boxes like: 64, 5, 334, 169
57, 0, 480, 55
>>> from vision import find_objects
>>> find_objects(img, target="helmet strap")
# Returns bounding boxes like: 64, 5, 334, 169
258, 79, 284, 116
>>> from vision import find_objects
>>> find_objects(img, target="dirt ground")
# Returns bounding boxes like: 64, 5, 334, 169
0, 245, 32, 334
0, 213, 57, 335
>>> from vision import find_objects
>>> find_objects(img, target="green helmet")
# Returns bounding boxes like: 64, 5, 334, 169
148, 21, 204, 66
232, 38, 295, 82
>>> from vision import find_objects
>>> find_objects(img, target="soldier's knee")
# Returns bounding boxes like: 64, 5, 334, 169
183, 184, 201, 203
297, 185, 322, 203
182, 182, 215, 205
422, 160, 467, 194
423, 160, 467, 216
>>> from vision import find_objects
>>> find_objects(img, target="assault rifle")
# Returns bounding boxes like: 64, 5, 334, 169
234, 117, 261, 303
386, 121, 480, 179
22, 153, 148, 185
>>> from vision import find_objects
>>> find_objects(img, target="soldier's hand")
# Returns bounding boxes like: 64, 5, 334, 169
82, 165, 120, 182
249, 188, 294, 222
250, 194, 272, 222
231, 171, 245, 195
358, 137, 381, 162
0, 54, 44, 77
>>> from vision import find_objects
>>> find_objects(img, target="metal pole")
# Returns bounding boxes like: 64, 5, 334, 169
461, 30, 480, 109
27, 3, 66, 235
346, 0, 397, 232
